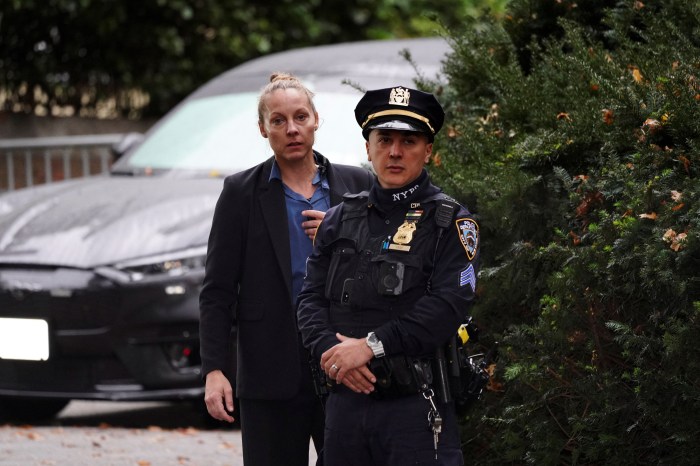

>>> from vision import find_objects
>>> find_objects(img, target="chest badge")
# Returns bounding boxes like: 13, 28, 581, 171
387, 208, 422, 252
392, 221, 416, 245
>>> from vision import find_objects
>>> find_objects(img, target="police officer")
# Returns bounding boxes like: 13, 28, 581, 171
297, 86, 479, 465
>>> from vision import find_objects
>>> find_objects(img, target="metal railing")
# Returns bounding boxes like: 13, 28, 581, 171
0, 133, 125, 192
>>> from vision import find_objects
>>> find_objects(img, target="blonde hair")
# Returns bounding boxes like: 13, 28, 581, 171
257, 72, 316, 123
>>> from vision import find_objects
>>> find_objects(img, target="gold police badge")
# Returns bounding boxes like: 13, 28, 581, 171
389, 87, 410, 106
393, 221, 416, 245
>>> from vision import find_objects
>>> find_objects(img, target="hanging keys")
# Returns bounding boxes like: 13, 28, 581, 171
429, 411, 443, 459
424, 388, 442, 460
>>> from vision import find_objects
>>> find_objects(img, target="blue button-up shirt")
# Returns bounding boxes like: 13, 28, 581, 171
270, 160, 330, 304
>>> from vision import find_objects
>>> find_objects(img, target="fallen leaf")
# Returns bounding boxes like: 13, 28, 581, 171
642, 118, 661, 134
25, 431, 43, 441
632, 67, 644, 83
602, 108, 614, 125
569, 230, 581, 245
663, 228, 676, 243
670, 232, 687, 251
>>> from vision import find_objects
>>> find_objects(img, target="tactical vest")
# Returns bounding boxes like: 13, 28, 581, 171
324, 191, 456, 344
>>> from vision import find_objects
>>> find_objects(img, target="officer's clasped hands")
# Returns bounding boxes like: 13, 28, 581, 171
321, 333, 377, 394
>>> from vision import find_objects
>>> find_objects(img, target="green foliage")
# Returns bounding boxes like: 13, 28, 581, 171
0, 0, 507, 118
429, 0, 700, 463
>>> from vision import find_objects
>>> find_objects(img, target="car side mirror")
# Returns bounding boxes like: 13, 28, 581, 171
111, 132, 145, 160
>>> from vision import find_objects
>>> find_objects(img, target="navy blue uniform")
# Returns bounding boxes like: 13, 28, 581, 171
297, 170, 479, 465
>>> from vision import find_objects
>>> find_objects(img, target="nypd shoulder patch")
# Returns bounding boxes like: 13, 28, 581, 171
456, 218, 479, 261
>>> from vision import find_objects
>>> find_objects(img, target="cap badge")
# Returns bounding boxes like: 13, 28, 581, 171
389, 87, 410, 106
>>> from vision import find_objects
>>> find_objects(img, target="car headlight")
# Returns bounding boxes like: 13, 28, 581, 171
96, 246, 207, 284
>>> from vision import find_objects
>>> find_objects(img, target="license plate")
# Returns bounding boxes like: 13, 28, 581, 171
0, 318, 49, 361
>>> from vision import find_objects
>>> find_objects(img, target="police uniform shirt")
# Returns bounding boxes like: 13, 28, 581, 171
297, 170, 480, 361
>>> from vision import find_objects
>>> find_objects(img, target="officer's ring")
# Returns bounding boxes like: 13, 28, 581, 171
331, 364, 339, 372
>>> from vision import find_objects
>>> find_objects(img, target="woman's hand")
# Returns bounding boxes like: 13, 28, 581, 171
301, 209, 326, 241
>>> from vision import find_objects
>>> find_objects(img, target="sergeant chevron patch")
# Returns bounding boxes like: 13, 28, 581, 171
459, 264, 477, 292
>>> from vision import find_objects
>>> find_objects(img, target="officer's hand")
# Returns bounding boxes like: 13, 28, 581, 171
204, 370, 235, 423
339, 366, 376, 395
321, 333, 374, 385
301, 209, 326, 241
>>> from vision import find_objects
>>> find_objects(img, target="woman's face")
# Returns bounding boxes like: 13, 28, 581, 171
258, 88, 318, 164
366, 129, 432, 189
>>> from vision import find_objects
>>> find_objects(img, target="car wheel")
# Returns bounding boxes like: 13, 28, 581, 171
0, 397, 71, 422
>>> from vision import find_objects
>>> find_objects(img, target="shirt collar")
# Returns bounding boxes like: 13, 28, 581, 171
269, 155, 328, 189
369, 169, 432, 208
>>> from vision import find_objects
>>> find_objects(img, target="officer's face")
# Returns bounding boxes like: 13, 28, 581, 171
258, 88, 318, 164
366, 129, 432, 189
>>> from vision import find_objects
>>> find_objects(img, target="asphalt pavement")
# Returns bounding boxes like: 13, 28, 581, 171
0, 400, 318, 466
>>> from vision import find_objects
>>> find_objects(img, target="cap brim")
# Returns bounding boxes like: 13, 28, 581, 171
367, 119, 425, 133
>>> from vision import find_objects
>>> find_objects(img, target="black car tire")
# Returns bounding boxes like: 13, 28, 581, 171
0, 397, 70, 422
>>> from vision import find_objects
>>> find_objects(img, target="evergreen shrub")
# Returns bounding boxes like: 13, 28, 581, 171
426, 0, 700, 463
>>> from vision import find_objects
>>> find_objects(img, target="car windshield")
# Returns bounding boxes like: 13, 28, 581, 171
120, 91, 369, 176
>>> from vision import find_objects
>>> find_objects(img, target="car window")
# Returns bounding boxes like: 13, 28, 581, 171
124, 92, 368, 175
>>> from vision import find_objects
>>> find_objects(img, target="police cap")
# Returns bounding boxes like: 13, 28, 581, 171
354, 86, 445, 142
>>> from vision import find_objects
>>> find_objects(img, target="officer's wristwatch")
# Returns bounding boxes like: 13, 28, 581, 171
366, 332, 385, 358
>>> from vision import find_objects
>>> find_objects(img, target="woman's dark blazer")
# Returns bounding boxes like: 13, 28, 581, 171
199, 152, 373, 400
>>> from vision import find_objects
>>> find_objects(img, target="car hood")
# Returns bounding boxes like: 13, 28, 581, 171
0, 176, 222, 268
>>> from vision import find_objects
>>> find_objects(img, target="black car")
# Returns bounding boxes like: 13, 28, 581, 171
0, 37, 450, 421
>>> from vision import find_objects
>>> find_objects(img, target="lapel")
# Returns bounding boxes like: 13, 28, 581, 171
319, 152, 348, 207
258, 159, 293, 302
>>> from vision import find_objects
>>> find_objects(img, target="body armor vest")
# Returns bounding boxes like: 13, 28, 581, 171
324, 192, 453, 344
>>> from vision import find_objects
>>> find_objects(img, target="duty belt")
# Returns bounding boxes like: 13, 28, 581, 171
367, 355, 434, 399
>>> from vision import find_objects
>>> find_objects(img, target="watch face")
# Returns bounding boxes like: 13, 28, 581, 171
367, 332, 384, 358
